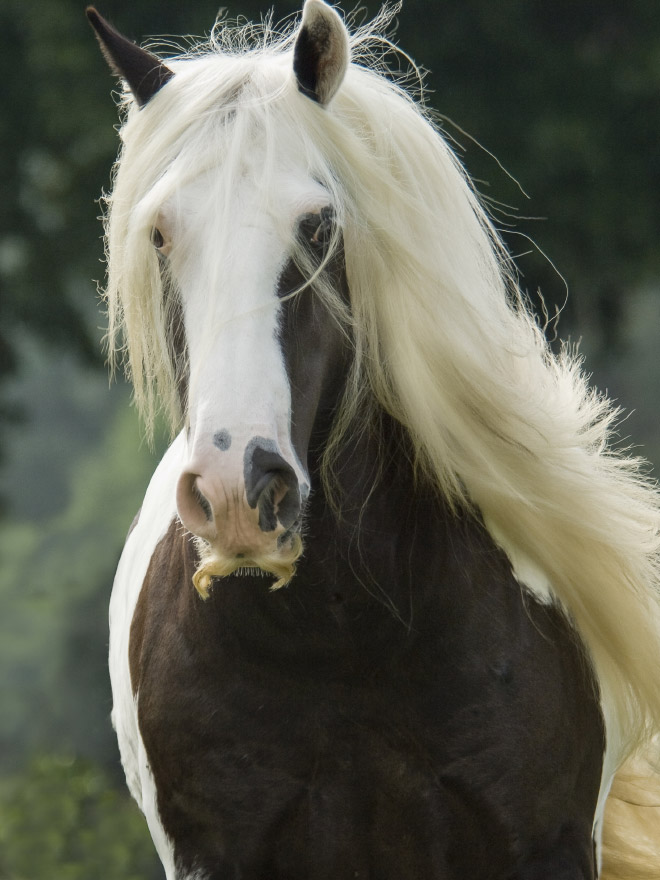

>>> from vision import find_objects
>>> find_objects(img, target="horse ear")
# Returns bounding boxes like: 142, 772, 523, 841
293, 0, 350, 106
86, 7, 173, 108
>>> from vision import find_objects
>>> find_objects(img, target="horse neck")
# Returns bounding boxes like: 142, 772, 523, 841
308, 410, 409, 515
303, 411, 460, 606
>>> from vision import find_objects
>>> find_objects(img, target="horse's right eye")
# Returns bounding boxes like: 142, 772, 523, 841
151, 227, 165, 249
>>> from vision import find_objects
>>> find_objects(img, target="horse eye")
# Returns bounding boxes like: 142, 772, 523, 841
311, 206, 335, 246
151, 227, 165, 249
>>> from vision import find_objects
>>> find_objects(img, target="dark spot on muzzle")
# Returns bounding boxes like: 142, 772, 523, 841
213, 430, 232, 451
244, 437, 301, 532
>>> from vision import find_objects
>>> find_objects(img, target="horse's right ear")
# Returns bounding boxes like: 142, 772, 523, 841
86, 7, 173, 107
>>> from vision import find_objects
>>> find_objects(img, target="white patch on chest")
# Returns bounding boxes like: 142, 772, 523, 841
109, 432, 187, 878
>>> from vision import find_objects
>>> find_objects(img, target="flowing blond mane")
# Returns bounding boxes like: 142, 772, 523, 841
102, 6, 660, 764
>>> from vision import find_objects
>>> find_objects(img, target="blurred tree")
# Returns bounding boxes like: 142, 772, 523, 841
0, 391, 163, 771
396, 0, 660, 359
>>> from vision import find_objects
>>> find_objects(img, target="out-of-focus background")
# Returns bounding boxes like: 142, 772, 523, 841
1, 0, 659, 875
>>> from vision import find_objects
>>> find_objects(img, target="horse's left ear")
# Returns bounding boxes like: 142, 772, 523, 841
293, 0, 350, 106
86, 7, 173, 107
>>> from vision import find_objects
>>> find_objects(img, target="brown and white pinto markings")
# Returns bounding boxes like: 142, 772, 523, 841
89, 3, 660, 878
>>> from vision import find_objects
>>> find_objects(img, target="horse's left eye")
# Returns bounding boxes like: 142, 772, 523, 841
151, 227, 165, 249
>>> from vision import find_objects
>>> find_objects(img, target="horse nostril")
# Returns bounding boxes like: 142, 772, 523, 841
244, 438, 301, 532
193, 482, 213, 522
176, 471, 216, 539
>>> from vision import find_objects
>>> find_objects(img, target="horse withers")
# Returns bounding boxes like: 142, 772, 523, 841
88, 2, 660, 878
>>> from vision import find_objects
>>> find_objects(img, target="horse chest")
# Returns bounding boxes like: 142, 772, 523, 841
127, 515, 603, 878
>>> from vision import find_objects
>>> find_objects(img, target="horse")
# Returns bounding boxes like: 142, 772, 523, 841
87, 2, 660, 877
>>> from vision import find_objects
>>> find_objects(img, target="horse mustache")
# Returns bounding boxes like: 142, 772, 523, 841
192, 530, 304, 598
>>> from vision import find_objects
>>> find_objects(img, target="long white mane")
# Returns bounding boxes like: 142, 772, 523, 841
102, 7, 660, 760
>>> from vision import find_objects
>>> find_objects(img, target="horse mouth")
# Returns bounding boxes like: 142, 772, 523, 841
191, 528, 303, 599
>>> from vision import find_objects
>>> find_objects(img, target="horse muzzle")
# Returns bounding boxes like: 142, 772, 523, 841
175, 435, 308, 593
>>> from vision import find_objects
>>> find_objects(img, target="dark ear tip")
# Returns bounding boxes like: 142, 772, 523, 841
86, 7, 101, 27
86, 7, 174, 106
86, 7, 111, 40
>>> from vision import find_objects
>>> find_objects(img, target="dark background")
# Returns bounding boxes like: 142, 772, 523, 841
1, 1, 659, 874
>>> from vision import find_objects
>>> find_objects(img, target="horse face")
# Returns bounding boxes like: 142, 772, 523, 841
89, 0, 352, 590
163, 164, 349, 589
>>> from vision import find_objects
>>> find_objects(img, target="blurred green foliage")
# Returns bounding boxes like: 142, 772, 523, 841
0, 755, 159, 879
0, 358, 161, 768
2, 0, 660, 875
0, 352, 163, 875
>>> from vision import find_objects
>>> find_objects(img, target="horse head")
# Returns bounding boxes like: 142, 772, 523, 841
89, 0, 353, 595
